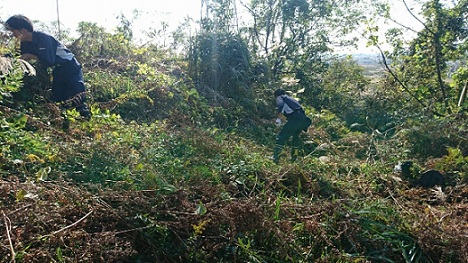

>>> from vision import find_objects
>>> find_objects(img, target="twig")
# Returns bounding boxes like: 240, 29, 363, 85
113, 225, 154, 235
52, 210, 93, 235
2, 211, 16, 263
7, 204, 33, 216
387, 190, 405, 211
402, 0, 434, 35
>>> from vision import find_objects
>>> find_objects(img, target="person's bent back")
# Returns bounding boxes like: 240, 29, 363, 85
5, 14, 91, 119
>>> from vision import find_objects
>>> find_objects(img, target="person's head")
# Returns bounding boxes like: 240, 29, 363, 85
4, 15, 33, 41
274, 88, 286, 97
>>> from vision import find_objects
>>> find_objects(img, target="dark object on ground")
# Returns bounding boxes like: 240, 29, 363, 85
417, 169, 445, 188
393, 160, 414, 177
394, 161, 445, 188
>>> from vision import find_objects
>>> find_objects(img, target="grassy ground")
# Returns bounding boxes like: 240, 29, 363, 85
1, 106, 467, 262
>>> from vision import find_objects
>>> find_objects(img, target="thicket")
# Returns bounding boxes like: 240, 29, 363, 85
1, 0, 467, 262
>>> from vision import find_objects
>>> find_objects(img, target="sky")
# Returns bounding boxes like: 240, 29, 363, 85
1, 0, 431, 54
1, 0, 202, 40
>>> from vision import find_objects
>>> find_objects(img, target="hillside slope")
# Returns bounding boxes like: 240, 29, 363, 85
1, 54, 467, 263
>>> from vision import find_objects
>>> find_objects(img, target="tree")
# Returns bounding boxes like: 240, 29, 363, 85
243, 0, 365, 85
190, 0, 368, 114
372, 0, 468, 116
70, 22, 133, 63
317, 57, 370, 121
188, 0, 254, 103
188, 31, 252, 101
200, 0, 239, 33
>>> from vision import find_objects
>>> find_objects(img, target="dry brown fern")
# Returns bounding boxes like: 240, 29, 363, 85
0, 56, 36, 77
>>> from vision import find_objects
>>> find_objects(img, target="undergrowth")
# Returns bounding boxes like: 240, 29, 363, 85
0, 39, 467, 263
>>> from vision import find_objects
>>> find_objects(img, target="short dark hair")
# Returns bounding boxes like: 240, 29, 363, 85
5, 15, 34, 32
274, 88, 286, 97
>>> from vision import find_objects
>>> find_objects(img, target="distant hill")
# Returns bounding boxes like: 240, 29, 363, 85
351, 53, 381, 65
352, 53, 461, 79
351, 53, 386, 79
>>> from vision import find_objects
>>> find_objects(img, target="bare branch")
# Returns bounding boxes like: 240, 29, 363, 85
2, 211, 16, 263
402, 0, 435, 35
52, 210, 94, 235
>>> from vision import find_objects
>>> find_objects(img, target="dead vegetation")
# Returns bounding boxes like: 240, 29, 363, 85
1, 171, 466, 262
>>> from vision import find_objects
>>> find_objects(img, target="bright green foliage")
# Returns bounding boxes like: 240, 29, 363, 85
0, 113, 57, 180
71, 22, 133, 62
245, 0, 364, 83
313, 57, 375, 128
396, 115, 467, 158
0, 68, 22, 103
0, 56, 34, 103
384, 0, 468, 116
434, 147, 468, 182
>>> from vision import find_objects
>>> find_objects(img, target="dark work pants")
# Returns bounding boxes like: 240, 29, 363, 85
52, 58, 90, 118
273, 112, 310, 163
52, 58, 86, 102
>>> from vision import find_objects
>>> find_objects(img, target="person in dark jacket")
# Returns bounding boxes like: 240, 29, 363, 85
4, 15, 91, 121
273, 88, 311, 163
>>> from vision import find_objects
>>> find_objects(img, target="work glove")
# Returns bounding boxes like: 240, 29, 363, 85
275, 118, 282, 127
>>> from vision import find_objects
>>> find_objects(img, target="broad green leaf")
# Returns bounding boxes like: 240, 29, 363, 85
195, 201, 207, 215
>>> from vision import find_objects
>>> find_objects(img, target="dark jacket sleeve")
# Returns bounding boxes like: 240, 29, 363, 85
32, 31, 58, 67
